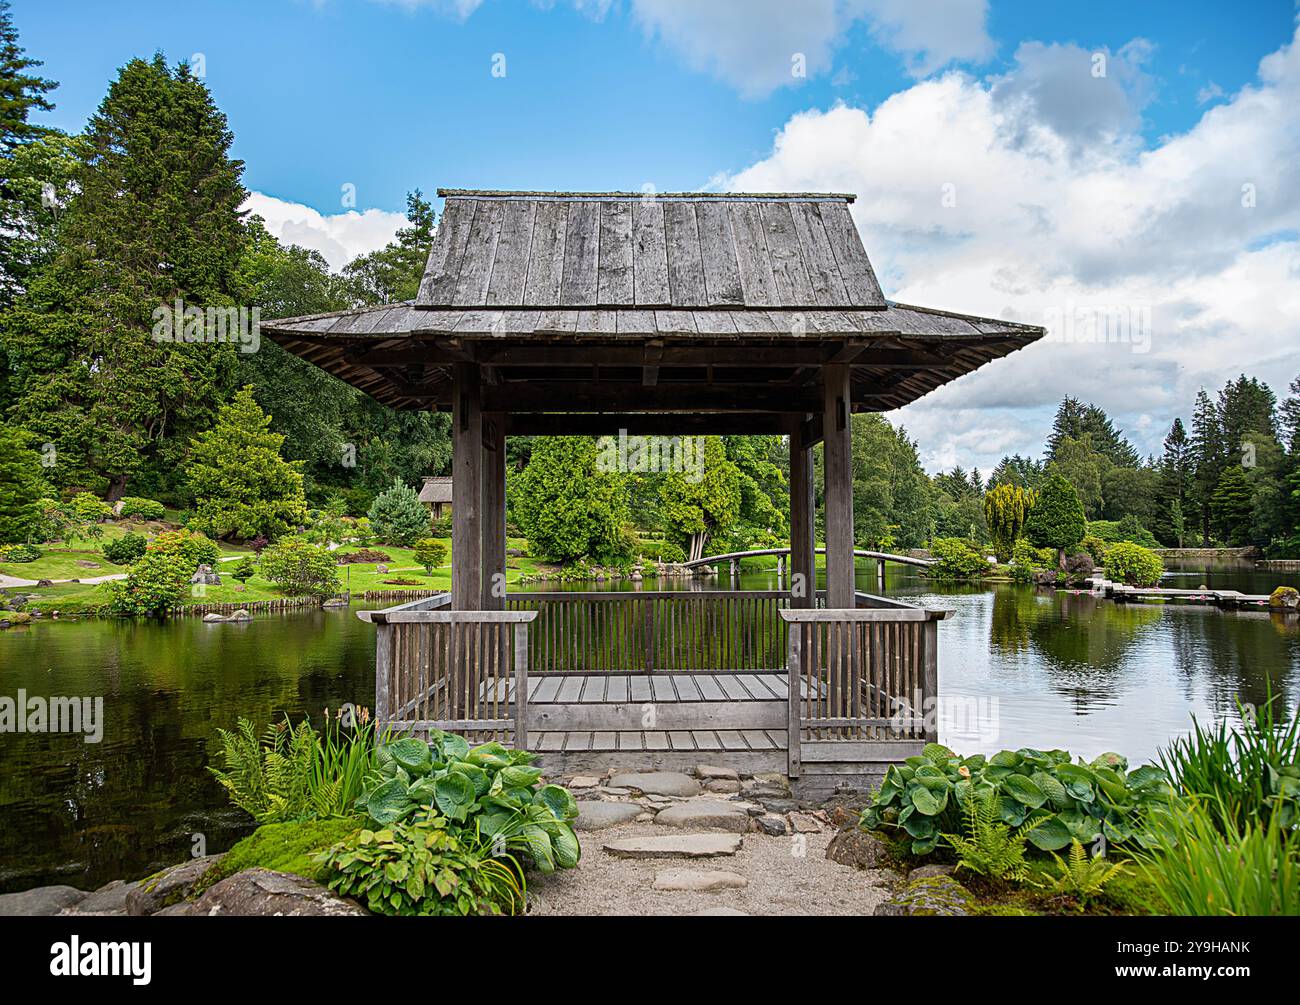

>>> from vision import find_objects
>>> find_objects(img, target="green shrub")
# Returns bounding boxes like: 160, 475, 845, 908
70, 491, 113, 523
1080, 534, 1108, 564
1087, 518, 1160, 549
636, 538, 686, 563
230, 556, 256, 583
0, 543, 42, 563
357, 731, 581, 876
861, 743, 1175, 855
102, 532, 148, 566
412, 538, 447, 575
1009, 538, 1052, 583
117, 496, 166, 521
0, 424, 49, 545
105, 548, 192, 616
316, 817, 525, 916
258, 538, 341, 597
367, 478, 430, 547
148, 528, 220, 573
928, 537, 988, 580
1104, 541, 1164, 587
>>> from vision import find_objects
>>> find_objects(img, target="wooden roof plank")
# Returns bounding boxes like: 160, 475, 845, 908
597, 200, 634, 305
663, 202, 707, 307
522, 200, 569, 306
694, 201, 745, 307
452, 198, 505, 306
560, 200, 600, 307
485, 200, 537, 306
790, 201, 851, 307
817, 202, 885, 307
759, 202, 816, 304
616, 309, 658, 335
631, 199, 670, 307
727, 203, 779, 307
418, 197, 476, 305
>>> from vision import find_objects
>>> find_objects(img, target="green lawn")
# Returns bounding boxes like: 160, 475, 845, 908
7, 535, 547, 615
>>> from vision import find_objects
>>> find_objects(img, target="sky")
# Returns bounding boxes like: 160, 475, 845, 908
13, 0, 1300, 473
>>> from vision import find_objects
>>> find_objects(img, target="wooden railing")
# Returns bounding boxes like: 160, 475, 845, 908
782, 595, 946, 777
359, 594, 536, 742
505, 590, 822, 673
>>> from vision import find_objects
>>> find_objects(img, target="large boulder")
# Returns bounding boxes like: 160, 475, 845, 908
60, 879, 138, 915
607, 772, 701, 797
825, 826, 891, 870
126, 855, 224, 916
189, 564, 222, 586
1270, 586, 1299, 609
185, 868, 367, 916
0, 885, 87, 916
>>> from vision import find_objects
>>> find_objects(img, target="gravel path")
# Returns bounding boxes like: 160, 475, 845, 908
526, 819, 887, 917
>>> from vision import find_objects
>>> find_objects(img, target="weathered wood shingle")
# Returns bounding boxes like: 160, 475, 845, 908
415, 190, 887, 310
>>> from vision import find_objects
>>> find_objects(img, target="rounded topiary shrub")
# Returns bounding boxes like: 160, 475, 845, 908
1104, 541, 1164, 587
929, 538, 988, 580
103, 532, 149, 565
117, 496, 167, 521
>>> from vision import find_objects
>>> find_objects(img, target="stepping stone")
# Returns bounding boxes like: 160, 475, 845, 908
653, 869, 748, 892
695, 764, 739, 781
704, 779, 742, 794
573, 801, 644, 831
568, 775, 602, 788
654, 800, 750, 833
608, 772, 701, 797
789, 812, 823, 834
603, 833, 742, 860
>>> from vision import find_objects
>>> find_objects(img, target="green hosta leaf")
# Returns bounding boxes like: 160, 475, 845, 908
500, 765, 544, 789
366, 777, 417, 825
523, 824, 556, 873
911, 834, 940, 855
466, 742, 513, 769
1031, 771, 1070, 809
434, 773, 477, 821
449, 761, 491, 796
1002, 773, 1047, 808
1090, 751, 1128, 773
388, 737, 433, 775
1026, 815, 1073, 851
990, 750, 1022, 769
535, 784, 578, 821
922, 743, 956, 766
440, 733, 471, 762
553, 825, 581, 869
903, 815, 936, 839
997, 795, 1029, 826
910, 785, 947, 816
407, 777, 438, 805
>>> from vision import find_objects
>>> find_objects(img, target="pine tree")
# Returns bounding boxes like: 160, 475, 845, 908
1217, 374, 1276, 453
367, 477, 432, 548
1155, 418, 1192, 545
1276, 375, 1300, 454
1189, 389, 1225, 546
1046, 397, 1139, 468
1210, 465, 1253, 546
343, 190, 436, 304
0, 0, 56, 154
1, 55, 247, 498
0, 422, 49, 543
1025, 472, 1087, 569
185, 387, 308, 541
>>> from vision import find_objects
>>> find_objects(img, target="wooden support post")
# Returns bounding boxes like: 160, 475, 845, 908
482, 413, 507, 611
877, 558, 886, 593
921, 619, 939, 743
451, 364, 483, 610
729, 558, 739, 582
513, 622, 529, 747
786, 623, 802, 777
788, 414, 815, 609
374, 623, 393, 726
822, 365, 854, 609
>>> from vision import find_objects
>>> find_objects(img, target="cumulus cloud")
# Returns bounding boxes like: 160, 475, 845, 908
723, 25, 1300, 471
243, 191, 407, 272
627, 0, 994, 96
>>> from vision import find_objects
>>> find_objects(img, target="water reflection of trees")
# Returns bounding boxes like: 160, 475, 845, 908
989, 587, 1162, 712
1165, 608, 1299, 719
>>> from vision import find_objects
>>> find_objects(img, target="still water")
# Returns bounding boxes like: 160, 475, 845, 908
1, 560, 1297, 891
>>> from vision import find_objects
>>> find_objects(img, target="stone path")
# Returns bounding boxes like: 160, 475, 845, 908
527, 766, 890, 916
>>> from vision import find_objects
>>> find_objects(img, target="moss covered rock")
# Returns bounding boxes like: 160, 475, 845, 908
193, 818, 364, 896
873, 875, 974, 916
1269, 586, 1299, 609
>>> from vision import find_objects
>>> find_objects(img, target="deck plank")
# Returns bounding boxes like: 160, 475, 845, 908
578, 676, 606, 702
563, 731, 592, 751
604, 675, 630, 703
694, 673, 726, 701
534, 677, 563, 702
692, 730, 723, 750
557, 677, 585, 702
740, 729, 775, 749
716, 676, 751, 701
671, 674, 703, 701
628, 676, 653, 703
617, 731, 644, 751
667, 730, 696, 750
650, 676, 678, 702
643, 731, 670, 750
716, 729, 748, 751
591, 731, 617, 750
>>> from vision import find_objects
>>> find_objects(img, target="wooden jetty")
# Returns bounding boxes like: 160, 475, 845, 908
1083, 577, 1277, 609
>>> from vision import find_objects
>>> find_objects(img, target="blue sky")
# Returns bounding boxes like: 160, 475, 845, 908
12, 1, 1300, 471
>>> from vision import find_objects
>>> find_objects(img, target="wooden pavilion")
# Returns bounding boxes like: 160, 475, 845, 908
266, 189, 1042, 792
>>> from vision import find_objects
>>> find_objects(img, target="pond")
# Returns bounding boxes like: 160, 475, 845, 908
1, 559, 1297, 892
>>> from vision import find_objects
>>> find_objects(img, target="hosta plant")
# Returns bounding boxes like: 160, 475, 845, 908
861, 743, 1175, 855
316, 817, 525, 916
356, 730, 581, 874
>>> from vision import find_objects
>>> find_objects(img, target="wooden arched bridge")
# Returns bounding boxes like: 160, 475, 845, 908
684, 547, 935, 590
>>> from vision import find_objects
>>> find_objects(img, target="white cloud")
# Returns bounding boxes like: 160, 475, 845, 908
629, 0, 993, 97
723, 25, 1300, 472
243, 192, 407, 272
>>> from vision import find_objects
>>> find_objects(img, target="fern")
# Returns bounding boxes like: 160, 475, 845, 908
1047, 839, 1126, 906
208, 717, 317, 824
942, 788, 1041, 882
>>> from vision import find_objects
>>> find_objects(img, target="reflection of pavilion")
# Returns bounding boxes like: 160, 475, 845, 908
267, 190, 1041, 793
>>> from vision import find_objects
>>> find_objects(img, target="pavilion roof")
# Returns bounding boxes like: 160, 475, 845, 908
263, 190, 1043, 418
